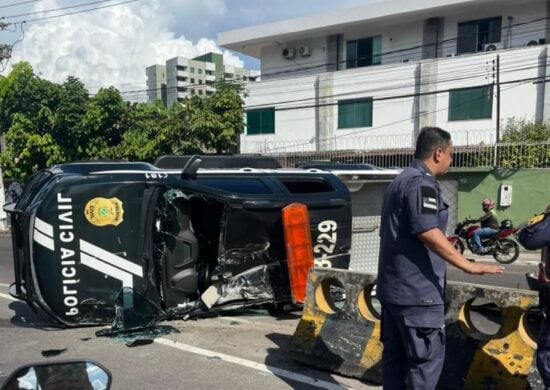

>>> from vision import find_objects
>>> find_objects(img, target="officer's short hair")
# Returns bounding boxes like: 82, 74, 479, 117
414, 127, 451, 160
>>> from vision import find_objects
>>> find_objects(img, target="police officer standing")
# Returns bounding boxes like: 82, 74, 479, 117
518, 206, 550, 389
377, 127, 504, 390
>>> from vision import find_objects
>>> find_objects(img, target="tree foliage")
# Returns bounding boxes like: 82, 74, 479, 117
499, 118, 550, 168
0, 62, 246, 181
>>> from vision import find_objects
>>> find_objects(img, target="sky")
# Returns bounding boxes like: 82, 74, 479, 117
0, 0, 375, 99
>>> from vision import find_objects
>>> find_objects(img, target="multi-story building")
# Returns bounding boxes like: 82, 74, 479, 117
218, 0, 550, 153
146, 52, 258, 107
145, 65, 167, 106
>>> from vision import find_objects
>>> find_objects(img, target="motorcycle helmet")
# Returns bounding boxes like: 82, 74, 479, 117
482, 198, 495, 212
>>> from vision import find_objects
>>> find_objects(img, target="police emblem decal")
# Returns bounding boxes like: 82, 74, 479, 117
84, 197, 124, 226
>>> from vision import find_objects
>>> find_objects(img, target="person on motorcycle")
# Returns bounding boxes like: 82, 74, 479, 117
472, 198, 499, 254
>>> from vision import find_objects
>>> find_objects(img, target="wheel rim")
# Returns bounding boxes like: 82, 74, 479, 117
493, 240, 518, 263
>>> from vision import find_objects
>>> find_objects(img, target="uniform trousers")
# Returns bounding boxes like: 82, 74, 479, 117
381, 303, 445, 390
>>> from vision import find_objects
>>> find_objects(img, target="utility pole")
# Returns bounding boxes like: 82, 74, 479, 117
0, 21, 11, 231
492, 55, 501, 168
496, 54, 501, 142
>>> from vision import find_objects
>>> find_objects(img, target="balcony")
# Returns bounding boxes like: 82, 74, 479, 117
205, 74, 216, 82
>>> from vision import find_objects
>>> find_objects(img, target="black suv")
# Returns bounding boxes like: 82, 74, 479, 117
5, 156, 352, 327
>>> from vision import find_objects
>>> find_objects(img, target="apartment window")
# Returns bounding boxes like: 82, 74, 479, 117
346, 36, 382, 69
199, 79, 203, 84
177, 66, 187, 71
198, 90, 203, 95
338, 98, 373, 129
448, 85, 493, 121
457, 17, 502, 54
190, 67, 195, 73
191, 78, 195, 83
247, 108, 275, 135
198, 69, 203, 74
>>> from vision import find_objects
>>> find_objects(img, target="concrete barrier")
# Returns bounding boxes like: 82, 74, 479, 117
288, 268, 544, 389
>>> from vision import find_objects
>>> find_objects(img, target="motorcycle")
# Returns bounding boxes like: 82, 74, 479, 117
447, 218, 520, 264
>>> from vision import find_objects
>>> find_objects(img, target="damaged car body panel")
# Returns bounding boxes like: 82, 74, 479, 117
6, 161, 352, 327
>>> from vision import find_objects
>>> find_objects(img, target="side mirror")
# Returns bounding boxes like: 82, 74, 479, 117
6, 181, 22, 204
1, 360, 111, 390
181, 155, 202, 180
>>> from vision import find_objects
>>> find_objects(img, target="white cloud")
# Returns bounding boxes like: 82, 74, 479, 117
8, 0, 244, 100
6, 0, 377, 100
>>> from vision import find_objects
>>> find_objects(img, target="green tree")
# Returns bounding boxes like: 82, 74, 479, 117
0, 62, 62, 134
82, 87, 129, 158
0, 63, 247, 180
50, 76, 90, 160
115, 101, 201, 161
185, 82, 245, 153
499, 118, 550, 168
0, 114, 64, 180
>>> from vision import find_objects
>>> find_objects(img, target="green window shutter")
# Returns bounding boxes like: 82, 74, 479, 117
246, 110, 261, 135
262, 108, 275, 134
346, 40, 357, 68
372, 36, 382, 65
246, 108, 275, 135
338, 99, 373, 129
338, 100, 354, 128
448, 86, 493, 121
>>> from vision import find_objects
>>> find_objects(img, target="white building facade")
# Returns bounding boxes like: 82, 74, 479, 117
218, 0, 550, 153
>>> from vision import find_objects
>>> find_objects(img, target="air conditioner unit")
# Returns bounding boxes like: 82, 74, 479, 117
484, 42, 503, 51
282, 47, 296, 59
298, 46, 311, 57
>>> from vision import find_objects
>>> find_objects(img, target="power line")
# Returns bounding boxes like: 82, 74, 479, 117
237, 15, 550, 79
2, 0, 122, 19
0, 0, 40, 9
115, 20, 550, 101
261, 82, 526, 152
116, 53, 546, 110
8, 0, 139, 24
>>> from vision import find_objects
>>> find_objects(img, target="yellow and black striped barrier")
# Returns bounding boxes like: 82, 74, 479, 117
287, 268, 543, 389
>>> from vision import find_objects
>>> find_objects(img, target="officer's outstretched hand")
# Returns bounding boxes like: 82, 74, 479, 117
466, 262, 505, 275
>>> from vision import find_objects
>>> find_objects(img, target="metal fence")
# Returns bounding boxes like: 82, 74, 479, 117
263, 140, 550, 169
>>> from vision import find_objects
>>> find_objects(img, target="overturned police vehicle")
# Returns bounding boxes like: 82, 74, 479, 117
5, 156, 352, 328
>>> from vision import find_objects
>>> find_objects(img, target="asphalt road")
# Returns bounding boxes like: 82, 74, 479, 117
0, 234, 370, 390
0, 233, 541, 389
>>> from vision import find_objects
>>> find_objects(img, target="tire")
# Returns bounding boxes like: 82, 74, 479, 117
492, 239, 520, 264
265, 302, 287, 315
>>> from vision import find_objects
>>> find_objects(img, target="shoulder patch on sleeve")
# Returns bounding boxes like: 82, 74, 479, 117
420, 186, 438, 214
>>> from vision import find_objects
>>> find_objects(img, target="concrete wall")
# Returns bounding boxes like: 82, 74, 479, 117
447, 168, 550, 224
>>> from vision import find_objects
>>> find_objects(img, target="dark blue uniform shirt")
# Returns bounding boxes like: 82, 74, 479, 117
377, 159, 449, 306
518, 212, 550, 347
